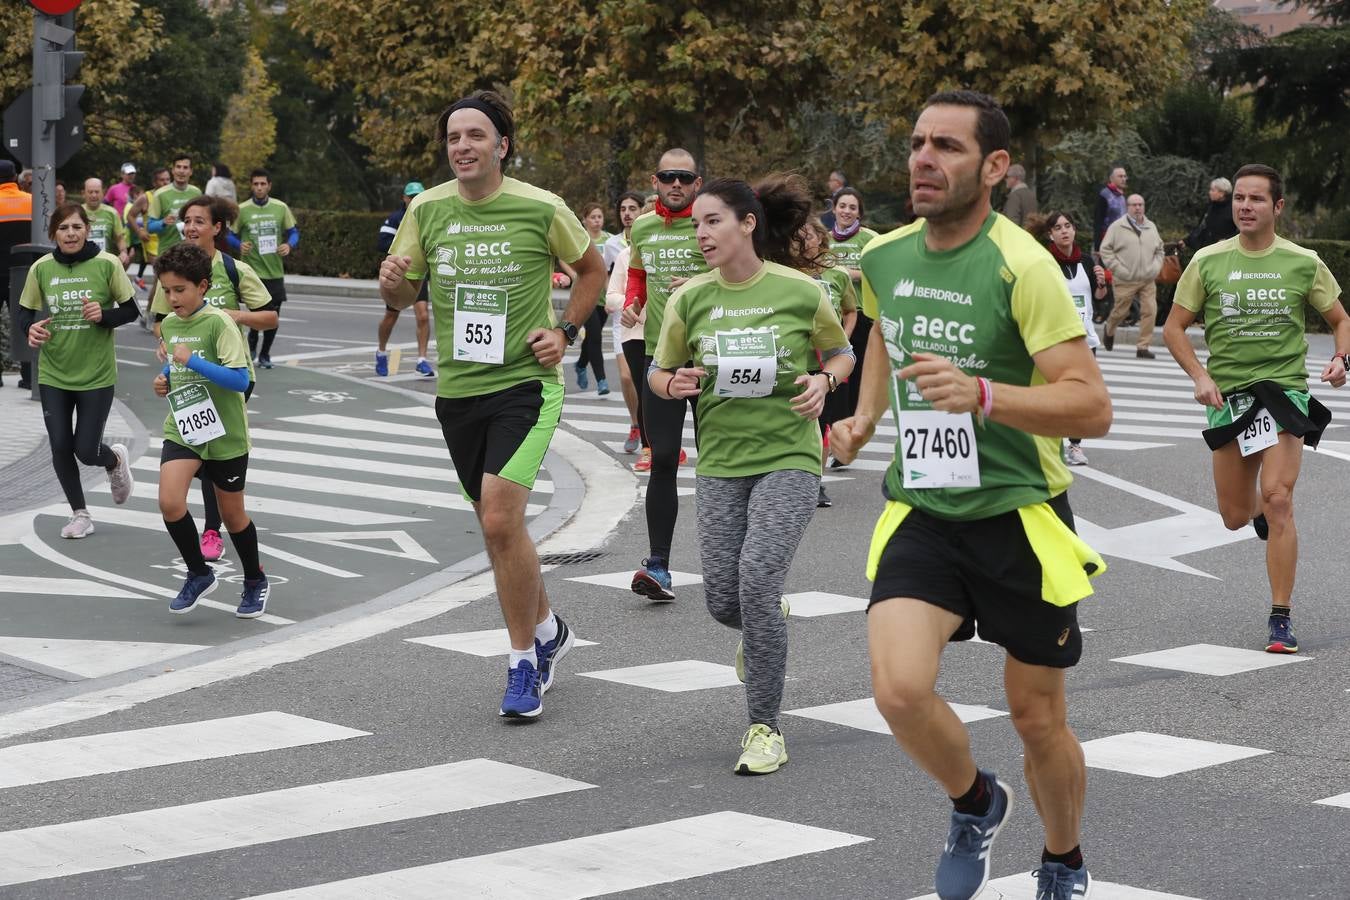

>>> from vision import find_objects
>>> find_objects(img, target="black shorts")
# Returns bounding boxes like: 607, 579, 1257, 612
869, 492, 1083, 668
385, 280, 430, 313
160, 440, 250, 492
434, 380, 563, 502
260, 277, 287, 305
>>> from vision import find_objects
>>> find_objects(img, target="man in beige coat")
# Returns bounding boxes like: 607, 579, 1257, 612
1101, 193, 1164, 358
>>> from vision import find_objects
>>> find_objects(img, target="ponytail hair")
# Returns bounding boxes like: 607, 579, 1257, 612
699, 173, 815, 269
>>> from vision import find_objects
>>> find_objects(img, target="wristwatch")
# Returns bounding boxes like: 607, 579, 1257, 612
823, 371, 839, 393
1335, 352, 1349, 368
555, 321, 579, 345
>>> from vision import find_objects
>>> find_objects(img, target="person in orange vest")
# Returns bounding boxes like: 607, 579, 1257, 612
0, 159, 33, 388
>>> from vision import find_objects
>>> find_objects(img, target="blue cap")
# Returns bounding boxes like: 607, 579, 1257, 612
404, 181, 425, 196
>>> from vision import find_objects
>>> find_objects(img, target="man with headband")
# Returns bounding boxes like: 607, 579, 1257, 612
380, 91, 607, 719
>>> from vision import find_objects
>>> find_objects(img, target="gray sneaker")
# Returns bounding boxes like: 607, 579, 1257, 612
1034, 862, 1092, 899
108, 443, 134, 504
935, 771, 1013, 900
1063, 443, 1088, 467
60, 510, 95, 539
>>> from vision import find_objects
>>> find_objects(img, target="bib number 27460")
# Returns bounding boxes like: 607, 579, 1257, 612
900, 410, 980, 489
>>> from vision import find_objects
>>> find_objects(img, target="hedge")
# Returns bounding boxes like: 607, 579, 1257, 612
286, 209, 389, 279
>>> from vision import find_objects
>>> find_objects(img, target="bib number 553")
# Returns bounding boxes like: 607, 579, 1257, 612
462, 322, 493, 345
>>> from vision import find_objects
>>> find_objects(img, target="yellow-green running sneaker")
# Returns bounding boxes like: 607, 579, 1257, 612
736, 597, 790, 683
735, 724, 788, 775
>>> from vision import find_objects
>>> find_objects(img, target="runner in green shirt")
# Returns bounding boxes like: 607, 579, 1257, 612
153, 241, 270, 620
381, 90, 606, 720
151, 195, 278, 564
1164, 163, 1349, 655
652, 174, 853, 777
800, 217, 857, 508
830, 90, 1111, 900
564, 201, 612, 394
828, 187, 882, 428
81, 177, 129, 265
231, 168, 298, 368
147, 154, 202, 255
620, 149, 711, 601
19, 202, 138, 539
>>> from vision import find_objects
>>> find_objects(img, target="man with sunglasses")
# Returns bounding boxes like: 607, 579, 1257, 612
621, 150, 708, 601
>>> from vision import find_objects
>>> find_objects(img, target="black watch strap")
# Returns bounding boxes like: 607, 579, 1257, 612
556, 322, 578, 345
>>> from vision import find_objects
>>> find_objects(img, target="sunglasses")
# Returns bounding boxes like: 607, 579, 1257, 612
655, 170, 698, 185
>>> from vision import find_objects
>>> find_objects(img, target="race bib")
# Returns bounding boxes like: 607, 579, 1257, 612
714, 329, 777, 398
257, 233, 278, 255
1072, 293, 1091, 331
1239, 408, 1278, 456
900, 410, 981, 489
168, 382, 226, 446
453, 284, 507, 364
91, 235, 106, 252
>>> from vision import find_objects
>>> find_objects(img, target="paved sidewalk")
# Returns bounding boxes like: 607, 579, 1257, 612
0, 381, 45, 468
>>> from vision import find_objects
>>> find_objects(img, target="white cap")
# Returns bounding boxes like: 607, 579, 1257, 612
121, 162, 137, 174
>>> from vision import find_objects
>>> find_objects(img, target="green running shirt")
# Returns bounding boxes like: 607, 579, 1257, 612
654, 261, 849, 477
147, 185, 202, 253
814, 264, 858, 322
85, 204, 125, 253
1172, 235, 1341, 394
20, 250, 134, 391
861, 211, 1085, 521
629, 211, 709, 355
389, 177, 592, 399
235, 198, 297, 281
160, 303, 252, 460
829, 227, 879, 272
151, 250, 273, 380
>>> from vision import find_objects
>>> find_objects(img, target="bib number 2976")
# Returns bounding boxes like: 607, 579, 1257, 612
900, 410, 980, 489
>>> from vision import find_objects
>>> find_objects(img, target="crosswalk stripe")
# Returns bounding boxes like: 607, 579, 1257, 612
87, 486, 429, 527
278, 413, 446, 441
248, 811, 870, 899
1106, 424, 1205, 439
568, 418, 695, 439
0, 575, 143, 599
0, 759, 595, 887
1111, 410, 1207, 425
249, 427, 451, 462
245, 446, 552, 494
0, 712, 368, 790
0, 635, 208, 680
910, 873, 1203, 899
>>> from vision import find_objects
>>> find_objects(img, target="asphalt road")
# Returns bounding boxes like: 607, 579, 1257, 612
0, 293, 1347, 898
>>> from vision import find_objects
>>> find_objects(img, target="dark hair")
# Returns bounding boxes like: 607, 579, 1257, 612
699, 173, 814, 268
579, 202, 604, 220
181, 195, 239, 255
155, 241, 213, 286
250, 168, 270, 181
436, 90, 516, 165
802, 217, 836, 272
924, 90, 1010, 159
212, 162, 231, 179
1027, 209, 1078, 242
172, 154, 191, 166
1233, 163, 1283, 203
151, 167, 169, 181
832, 186, 865, 219
829, 170, 847, 184
615, 191, 644, 217
47, 202, 89, 240
1107, 163, 1127, 180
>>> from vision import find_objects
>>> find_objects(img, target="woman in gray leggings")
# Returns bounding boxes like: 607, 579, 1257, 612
648, 174, 854, 775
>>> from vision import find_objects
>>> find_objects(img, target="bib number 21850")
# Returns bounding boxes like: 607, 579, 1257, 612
900, 410, 980, 489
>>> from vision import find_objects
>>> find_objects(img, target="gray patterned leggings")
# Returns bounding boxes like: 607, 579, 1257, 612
696, 469, 819, 729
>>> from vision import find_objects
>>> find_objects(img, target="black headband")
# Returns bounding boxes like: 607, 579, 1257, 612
447, 98, 510, 143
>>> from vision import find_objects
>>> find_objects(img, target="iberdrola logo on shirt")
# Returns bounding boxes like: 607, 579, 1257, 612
709, 305, 724, 322
894, 279, 916, 298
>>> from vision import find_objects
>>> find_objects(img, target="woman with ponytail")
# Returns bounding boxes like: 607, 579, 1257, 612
649, 174, 854, 775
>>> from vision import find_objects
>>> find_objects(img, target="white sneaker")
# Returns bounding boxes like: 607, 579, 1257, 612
1064, 444, 1089, 467
60, 510, 95, 539
108, 443, 134, 504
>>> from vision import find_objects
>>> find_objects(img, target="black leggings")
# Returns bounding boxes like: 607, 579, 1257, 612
622, 338, 649, 448
846, 312, 873, 418
575, 307, 607, 380
641, 354, 697, 562
40, 384, 117, 511
201, 381, 254, 533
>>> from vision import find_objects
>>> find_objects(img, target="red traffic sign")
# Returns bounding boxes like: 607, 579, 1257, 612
27, 0, 82, 13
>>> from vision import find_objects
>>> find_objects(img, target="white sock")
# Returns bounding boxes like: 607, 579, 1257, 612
376, 349, 388, 358
418, 356, 428, 364
508, 647, 537, 669
534, 612, 558, 644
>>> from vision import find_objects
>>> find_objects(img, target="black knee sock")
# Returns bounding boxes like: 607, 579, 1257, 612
165, 512, 209, 576
200, 477, 222, 533
248, 329, 259, 355
259, 326, 278, 357
951, 771, 991, 816
229, 521, 263, 579
1042, 845, 1084, 870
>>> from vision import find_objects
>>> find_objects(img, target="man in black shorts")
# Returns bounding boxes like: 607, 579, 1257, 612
832, 90, 1112, 899
376, 182, 434, 378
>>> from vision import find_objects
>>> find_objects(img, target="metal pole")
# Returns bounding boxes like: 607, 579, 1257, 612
29, 10, 55, 247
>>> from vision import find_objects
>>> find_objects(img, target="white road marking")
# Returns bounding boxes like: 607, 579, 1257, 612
405, 628, 597, 657
579, 660, 741, 692
0, 576, 143, 599
1080, 731, 1270, 777
0, 636, 208, 680
276, 530, 437, 564
1113, 643, 1310, 676
786, 698, 1007, 734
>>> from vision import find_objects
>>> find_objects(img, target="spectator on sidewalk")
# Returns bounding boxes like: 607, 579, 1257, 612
1100, 193, 1164, 359
1002, 163, 1037, 227
205, 163, 237, 202
1181, 177, 1237, 252
0, 159, 32, 388
820, 170, 847, 231
1093, 165, 1128, 251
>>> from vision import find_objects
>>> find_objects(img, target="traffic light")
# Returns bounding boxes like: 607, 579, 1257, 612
35, 17, 82, 123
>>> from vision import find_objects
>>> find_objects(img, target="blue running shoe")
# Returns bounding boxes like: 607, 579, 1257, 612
499, 659, 543, 718
1266, 614, 1298, 653
170, 569, 216, 614
575, 361, 589, 391
236, 574, 270, 619
375, 351, 389, 377
1034, 862, 1092, 899
631, 557, 675, 603
596, 378, 610, 396
935, 770, 1013, 900
415, 359, 435, 378
535, 615, 575, 694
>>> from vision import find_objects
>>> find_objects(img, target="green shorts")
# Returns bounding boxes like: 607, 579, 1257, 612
434, 380, 563, 502
1205, 389, 1310, 431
